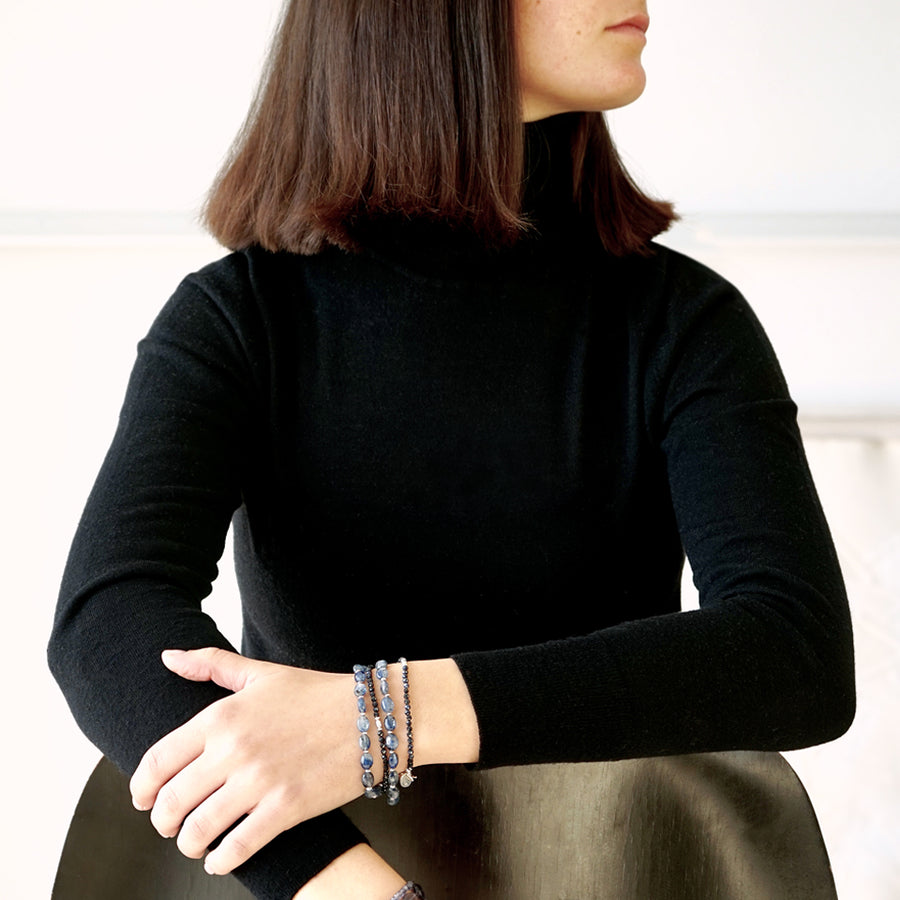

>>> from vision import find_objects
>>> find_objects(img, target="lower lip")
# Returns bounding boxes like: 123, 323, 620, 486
606, 24, 648, 40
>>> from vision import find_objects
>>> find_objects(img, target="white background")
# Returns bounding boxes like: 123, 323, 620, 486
1, 1, 898, 898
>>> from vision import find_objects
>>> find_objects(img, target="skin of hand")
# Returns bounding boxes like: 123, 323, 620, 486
129, 648, 367, 876
129, 648, 479, 880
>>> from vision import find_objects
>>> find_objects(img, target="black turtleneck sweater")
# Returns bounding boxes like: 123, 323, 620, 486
49, 117, 855, 898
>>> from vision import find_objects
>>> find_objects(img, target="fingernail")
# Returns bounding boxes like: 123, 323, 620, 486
131, 797, 150, 811
204, 859, 218, 875
161, 649, 186, 662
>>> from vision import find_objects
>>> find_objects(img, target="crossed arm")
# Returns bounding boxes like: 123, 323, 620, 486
128, 648, 480, 897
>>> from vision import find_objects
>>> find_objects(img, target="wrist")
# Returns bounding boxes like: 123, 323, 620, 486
405, 658, 479, 767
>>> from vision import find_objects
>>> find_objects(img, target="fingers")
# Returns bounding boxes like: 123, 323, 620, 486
203, 795, 298, 876
174, 780, 250, 860
130, 718, 204, 811
162, 647, 256, 693
149, 759, 224, 842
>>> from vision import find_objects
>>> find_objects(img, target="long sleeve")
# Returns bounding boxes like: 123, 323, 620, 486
49, 235, 855, 893
48, 257, 364, 899
452, 248, 855, 767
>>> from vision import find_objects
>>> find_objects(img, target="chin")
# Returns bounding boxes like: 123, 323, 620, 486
522, 66, 647, 120
597, 66, 647, 111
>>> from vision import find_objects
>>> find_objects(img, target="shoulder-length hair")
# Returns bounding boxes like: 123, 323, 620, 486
203, 0, 675, 257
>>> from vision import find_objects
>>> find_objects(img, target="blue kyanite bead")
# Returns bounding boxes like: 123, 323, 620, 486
381, 695, 395, 713
388, 751, 399, 769
360, 752, 374, 770
386, 787, 400, 806
375, 659, 387, 672
354, 668, 367, 682
365, 786, 383, 800
384, 714, 397, 731
356, 714, 370, 732
354, 683, 367, 697
359, 733, 371, 751
387, 770, 399, 787
385, 732, 399, 751
362, 771, 375, 788
379, 678, 390, 695
357, 696, 367, 713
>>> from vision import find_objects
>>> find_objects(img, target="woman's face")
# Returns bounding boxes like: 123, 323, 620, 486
516, 1, 650, 121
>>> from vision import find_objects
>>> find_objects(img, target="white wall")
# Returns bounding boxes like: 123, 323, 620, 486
2, 0, 899, 215
1, 2, 898, 898
609, 0, 900, 213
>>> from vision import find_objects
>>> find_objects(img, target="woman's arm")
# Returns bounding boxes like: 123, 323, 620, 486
128, 650, 479, 876
48, 258, 366, 897
451, 251, 855, 768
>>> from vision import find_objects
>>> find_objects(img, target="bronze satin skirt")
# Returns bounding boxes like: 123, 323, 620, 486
53, 752, 837, 899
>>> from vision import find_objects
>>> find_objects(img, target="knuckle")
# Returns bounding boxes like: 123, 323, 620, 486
273, 783, 302, 813
207, 701, 237, 728
145, 746, 165, 778
149, 787, 180, 833
225, 833, 252, 864
176, 817, 209, 859
219, 730, 256, 764
159, 784, 181, 813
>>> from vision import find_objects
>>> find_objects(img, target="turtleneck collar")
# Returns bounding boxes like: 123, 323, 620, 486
349, 113, 601, 283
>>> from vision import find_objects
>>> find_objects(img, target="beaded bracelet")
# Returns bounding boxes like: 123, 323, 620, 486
364, 665, 387, 800
375, 659, 401, 806
353, 659, 416, 804
389, 881, 426, 900
353, 665, 379, 799
398, 657, 416, 789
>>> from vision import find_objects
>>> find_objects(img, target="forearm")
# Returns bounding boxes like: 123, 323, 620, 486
287, 658, 476, 899
293, 844, 406, 900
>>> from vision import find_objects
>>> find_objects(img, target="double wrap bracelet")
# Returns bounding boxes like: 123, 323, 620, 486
353, 659, 416, 804
389, 882, 426, 900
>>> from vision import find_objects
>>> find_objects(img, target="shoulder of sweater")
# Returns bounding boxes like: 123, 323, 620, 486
619, 243, 742, 304
610, 242, 752, 338
181, 246, 286, 304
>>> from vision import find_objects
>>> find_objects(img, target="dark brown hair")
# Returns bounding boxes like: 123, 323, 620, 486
203, 0, 675, 256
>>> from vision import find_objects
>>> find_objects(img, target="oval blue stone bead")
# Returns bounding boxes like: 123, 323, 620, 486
354, 683, 367, 697
387, 770, 399, 787
359, 733, 371, 751
384, 714, 397, 731
365, 786, 382, 800
388, 751, 399, 769
379, 678, 390, 695
354, 669, 367, 682
381, 695, 395, 713
360, 752, 374, 770
387, 787, 400, 806
357, 696, 367, 713
385, 733, 399, 750
357, 714, 370, 732
362, 771, 375, 788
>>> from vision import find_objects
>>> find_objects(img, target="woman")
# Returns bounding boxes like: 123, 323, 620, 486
49, 1, 855, 898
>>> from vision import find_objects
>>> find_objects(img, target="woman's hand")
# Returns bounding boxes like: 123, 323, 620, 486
129, 648, 364, 876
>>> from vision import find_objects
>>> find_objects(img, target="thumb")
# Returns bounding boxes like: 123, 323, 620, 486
161, 647, 258, 692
